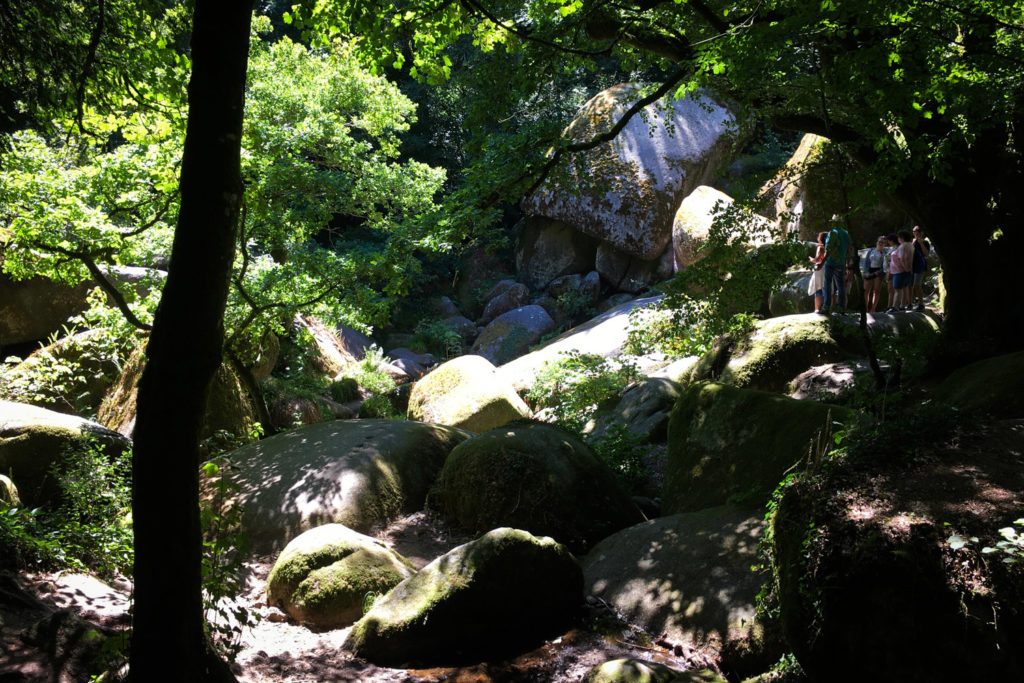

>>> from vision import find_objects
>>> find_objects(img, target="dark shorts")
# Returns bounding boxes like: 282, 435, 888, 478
893, 272, 912, 290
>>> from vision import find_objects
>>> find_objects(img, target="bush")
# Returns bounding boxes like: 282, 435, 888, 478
411, 317, 463, 359
0, 436, 133, 579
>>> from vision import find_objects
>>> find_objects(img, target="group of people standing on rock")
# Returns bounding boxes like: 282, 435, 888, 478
808, 218, 933, 315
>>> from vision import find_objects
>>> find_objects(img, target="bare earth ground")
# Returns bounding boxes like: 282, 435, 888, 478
1, 510, 704, 682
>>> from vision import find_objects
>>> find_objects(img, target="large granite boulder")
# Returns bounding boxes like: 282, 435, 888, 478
672, 186, 776, 270
663, 382, 860, 513
344, 528, 583, 666
523, 85, 734, 260
430, 421, 645, 553
471, 305, 556, 365
758, 133, 911, 245
221, 419, 470, 552
97, 341, 256, 440
771, 419, 1024, 682
407, 355, 531, 433
0, 400, 131, 506
583, 507, 779, 678
515, 216, 599, 291
497, 295, 664, 392
267, 524, 415, 628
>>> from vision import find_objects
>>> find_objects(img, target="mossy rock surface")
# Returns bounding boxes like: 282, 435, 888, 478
663, 382, 859, 514
687, 312, 940, 394
344, 527, 583, 666
770, 418, 1024, 682
470, 305, 556, 365
430, 421, 645, 553
225, 419, 470, 552
267, 524, 414, 628
582, 659, 726, 683
0, 400, 130, 507
932, 350, 1024, 420
407, 355, 531, 434
0, 330, 122, 415
583, 506, 781, 678
97, 341, 256, 440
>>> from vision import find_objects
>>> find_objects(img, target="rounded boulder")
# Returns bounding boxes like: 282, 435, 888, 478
267, 524, 414, 628
430, 421, 645, 553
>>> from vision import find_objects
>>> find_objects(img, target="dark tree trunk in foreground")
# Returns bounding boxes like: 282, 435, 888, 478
130, 2, 253, 680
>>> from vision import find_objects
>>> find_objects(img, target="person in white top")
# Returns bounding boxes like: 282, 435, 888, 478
862, 237, 887, 312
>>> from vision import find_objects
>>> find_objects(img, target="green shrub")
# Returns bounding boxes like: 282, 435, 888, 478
0, 436, 133, 579
411, 317, 463, 358
358, 394, 394, 418
329, 377, 360, 403
527, 352, 648, 493
527, 351, 639, 431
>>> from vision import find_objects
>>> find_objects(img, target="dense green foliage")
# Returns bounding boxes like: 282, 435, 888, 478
0, 437, 133, 579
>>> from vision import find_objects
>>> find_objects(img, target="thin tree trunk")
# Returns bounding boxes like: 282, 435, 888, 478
130, 2, 253, 680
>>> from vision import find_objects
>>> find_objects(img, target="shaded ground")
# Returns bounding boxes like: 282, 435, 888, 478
1, 510, 704, 682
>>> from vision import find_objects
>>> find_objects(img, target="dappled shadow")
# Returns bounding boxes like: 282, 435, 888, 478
218, 419, 465, 553
583, 507, 766, 654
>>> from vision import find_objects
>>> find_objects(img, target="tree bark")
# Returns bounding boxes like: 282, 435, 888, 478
130, 2, 253, 681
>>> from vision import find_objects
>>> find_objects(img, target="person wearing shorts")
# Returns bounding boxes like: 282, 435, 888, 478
887, 229, 914, 312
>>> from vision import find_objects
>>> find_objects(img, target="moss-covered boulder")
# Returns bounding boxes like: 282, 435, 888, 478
0, 330, 124, 416
582, 659, 726, 683
407, 355, 531, 433
686, 312, 940, 394
224, 419, 469, 552
770, 418, 1024, 682
97, 341, 256, 440
344, 527, 583, 666
266, 524, 414, 628
431, 421, 645, 553
0, 400, 131, 506
932, 350, 1024, 420
470, 305, 556, 365
583, 507, 780, 678
663, 382, 859, 513
687, 315, 858, 394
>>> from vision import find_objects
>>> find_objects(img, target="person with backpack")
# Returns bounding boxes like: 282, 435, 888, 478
911, 225, 931, 311
818, 216, 851, 315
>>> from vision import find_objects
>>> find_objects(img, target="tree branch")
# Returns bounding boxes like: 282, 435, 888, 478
39, 241, 152, 331
74, 0, 105, 135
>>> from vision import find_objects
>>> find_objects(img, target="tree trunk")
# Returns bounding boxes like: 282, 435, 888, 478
130, 2, 253, 681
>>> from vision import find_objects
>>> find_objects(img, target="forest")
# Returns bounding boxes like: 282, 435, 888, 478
1, 1, 1022, 682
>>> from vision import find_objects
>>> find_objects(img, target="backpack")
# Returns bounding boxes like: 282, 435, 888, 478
912, 242, 927, 273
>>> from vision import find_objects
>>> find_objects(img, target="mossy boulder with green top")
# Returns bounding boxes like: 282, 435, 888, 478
344, 527, 583, 666
663, 382, 860, 514
686, 314, 860, 394
0, 400, 130, 507
407, 354, 531, 433
267, 524, 415, 628
686, 312, 941, 395
223, 419, 470, 552
430, 421, 646, 553
582, 659, 727, 683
